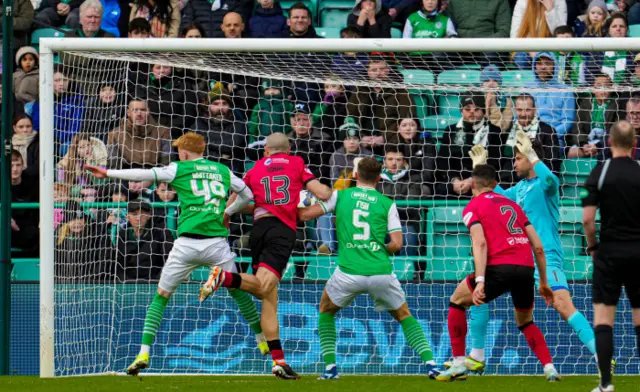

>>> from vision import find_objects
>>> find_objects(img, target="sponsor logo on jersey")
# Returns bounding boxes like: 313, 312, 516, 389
463, 212, 473, 227
506, 236, 529, 245
435, 22, 442, 29
264, 158, 272, 166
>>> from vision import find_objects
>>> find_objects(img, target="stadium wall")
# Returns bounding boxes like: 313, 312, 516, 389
10, 283, 639, 376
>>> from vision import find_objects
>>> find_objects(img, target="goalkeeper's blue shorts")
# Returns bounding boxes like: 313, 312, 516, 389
535, 265, 569, 292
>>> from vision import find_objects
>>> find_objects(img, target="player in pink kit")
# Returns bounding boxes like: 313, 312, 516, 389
200, 133, 332, 380
436, 165, 560, 382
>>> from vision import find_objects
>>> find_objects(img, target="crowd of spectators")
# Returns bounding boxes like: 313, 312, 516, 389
3, 0, 640, 281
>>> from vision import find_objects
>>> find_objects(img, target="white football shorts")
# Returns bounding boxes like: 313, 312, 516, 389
325, 267, 405, 312
159, 236, 237, 293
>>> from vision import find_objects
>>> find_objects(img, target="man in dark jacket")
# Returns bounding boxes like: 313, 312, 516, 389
377, 147, 430, 277
347, 0, 392, 38
181, 0, 253, 38
116, 200, 173, 283
435, 94, 506, 198
63, 0, 116, 37
34, 0, 80, 29
507, 93, 562, 174
133, 64, 198, 140
249, 0, 288, 38
189, 86, 247, 176
10, 150, 39, 257
287, 102, 331, 182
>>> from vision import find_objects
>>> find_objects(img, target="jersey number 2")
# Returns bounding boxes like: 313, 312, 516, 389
260, 176, 290, 205
500, 205, 523, 234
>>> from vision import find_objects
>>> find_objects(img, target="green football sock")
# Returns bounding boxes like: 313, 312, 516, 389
229, 289, 262, 335
141, 294, 169, 346
318, 312, 337, 366
401, 316, 433, 362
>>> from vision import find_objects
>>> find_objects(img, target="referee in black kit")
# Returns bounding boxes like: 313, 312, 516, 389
582, 121, 640, 392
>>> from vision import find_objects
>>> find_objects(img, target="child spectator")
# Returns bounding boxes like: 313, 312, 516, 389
53, 183, 71, 229
57, 133, 108, 197
249, 0, 288, 38
128, 17, 152, 37
331, 27, 368, 81
311, 79, 349, 141
84, 83, 126, 142
13, 47, 39, 106
480, 65, 514, 132
347, 0, 393, 38
401, 0, 456, 70
553, 26, 586, 85
574, 0, 607, 37
569, 73, 624, 158
329, 119, 373, 184
248, 79, 294, 144
403, 0, 456, 39
130, 0, 181, 37
103, 183, 129, 231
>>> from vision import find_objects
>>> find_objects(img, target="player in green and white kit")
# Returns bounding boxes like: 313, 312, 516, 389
298, 158, 441, 380
86, 133, 267, 376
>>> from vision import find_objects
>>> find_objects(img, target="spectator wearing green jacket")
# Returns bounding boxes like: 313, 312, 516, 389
247, 79, 294, 143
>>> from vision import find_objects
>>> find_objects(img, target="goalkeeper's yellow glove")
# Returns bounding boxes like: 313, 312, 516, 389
468, 145, 488, 168
515, 131, 539, 164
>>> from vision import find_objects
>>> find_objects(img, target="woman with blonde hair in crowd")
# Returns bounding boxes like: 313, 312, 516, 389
511, 0, 568, 69
57, 132, 108, 197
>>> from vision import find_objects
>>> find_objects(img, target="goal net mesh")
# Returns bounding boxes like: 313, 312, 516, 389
46, 47, 640, 376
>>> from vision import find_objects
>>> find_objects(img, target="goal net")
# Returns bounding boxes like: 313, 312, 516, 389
38, 38, 640, 377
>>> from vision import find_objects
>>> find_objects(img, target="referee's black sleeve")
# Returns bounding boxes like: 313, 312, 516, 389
582, 163, 603, 207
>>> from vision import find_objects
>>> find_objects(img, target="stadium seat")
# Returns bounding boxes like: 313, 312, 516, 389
281, 0, 319, 24
559, 207, 587, 260
501, 70, 535, 88
316, 27, 342, 38
436, 69, 481, 90
11, 259, 40, 281
392, 257, 416, 280
560, 158, 598, 199
437, 93, 462, 117
304, 256, 336, 280
421, 115, 458, 140
319, 0, 352, 28
401, 69, 435, 85
30, 28, 67, 50
427, 207, 472, 259
629, 24, 640, 37
391, 27, 402, 38
401, 69, 436, 121
425, 258, 473, 281
563, 256, 593, 280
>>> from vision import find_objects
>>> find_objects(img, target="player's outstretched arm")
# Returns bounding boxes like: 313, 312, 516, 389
386, 231, 403, 254
225, 174, 255, 216
525, 224, 554, 305
306, 179, 333, 201
85, 165, 176, 182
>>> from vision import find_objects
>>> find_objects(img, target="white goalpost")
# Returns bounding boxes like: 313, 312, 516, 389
39, 37, 640, 378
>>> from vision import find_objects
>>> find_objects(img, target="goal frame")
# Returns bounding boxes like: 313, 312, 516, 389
38, 37, 640, 378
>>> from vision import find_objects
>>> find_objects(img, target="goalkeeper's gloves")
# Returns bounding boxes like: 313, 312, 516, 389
515, 131, 539, 164
468, 145, 488, 168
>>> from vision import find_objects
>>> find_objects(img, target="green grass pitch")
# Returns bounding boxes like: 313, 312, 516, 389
2, 375, 640, 392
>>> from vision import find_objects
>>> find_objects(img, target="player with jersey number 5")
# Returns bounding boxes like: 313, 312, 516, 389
297, 157, 442, 380
200, 132, 333, 380
85, 133, 268, 376
436, 164, 560, 382
457, 131, 607, 375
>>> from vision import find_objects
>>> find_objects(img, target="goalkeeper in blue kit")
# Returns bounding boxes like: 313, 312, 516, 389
449, 131, 605, 374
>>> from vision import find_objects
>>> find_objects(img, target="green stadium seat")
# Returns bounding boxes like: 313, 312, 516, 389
563, 256, 593, 280
304, 256, 336, 280
392, 257, 416, 280
319, 0, 352, 28
391, 27, 402, 38
11, 260, 39, 281
422, 115, 458, 140
629, 24, 640, 37
315, 27, 342, 38
401, 69, 435, 85
501, 70, 535, 89
436, 69, 481, 91
30, 28, 67, 50
401, 69, 436, 121
561, 185, 583, 200
559, 207, 587, 259
425, 257, 473, 281
438, 94, 462, 117
427, 207, 471, 259
561, 158, 598, 185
